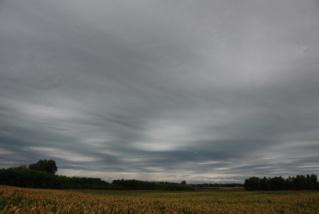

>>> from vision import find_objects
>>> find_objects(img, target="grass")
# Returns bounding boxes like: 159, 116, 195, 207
1, 185, 319, 213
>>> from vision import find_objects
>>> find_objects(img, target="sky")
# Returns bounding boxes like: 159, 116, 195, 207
1, 0, 319, 183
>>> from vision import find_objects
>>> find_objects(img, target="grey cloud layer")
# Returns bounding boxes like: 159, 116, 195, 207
1, 0, 319, 182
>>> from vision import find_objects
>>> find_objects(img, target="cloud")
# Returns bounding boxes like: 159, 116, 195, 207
0, 0, 319, 182
26, 147, 100, 162
0, 148, 13, 155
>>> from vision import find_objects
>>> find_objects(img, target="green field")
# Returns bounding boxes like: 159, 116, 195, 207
1, 186, 319, 213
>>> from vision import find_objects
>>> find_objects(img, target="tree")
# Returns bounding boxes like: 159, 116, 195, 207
29, 159, 57, 175
244, 174, 318, 190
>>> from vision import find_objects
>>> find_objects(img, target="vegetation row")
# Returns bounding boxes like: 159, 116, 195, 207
1, 159, 318, 191
0, 160, 193, 190
244, 175, 318, 190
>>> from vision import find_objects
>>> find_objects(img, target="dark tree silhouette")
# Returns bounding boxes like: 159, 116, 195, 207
244, 174, 318, 190
29, 159, 58, 175
0, 160, 192, 190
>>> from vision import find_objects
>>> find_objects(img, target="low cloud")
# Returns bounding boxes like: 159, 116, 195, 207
0, 0, 319, 182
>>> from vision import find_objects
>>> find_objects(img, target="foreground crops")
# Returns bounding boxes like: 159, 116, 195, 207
1, 186, 319, 213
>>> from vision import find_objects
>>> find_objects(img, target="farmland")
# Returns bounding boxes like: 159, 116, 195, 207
1, 186, 319, 213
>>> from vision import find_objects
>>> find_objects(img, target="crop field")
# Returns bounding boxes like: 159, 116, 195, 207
1, 186, 319, 213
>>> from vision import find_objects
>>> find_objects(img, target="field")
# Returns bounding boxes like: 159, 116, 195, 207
1, 186, 319, 213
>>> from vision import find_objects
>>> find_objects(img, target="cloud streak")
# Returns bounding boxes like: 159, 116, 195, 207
1, 0, 319, 182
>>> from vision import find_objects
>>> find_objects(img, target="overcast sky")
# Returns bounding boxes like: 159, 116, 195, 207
1, 0, 319, 183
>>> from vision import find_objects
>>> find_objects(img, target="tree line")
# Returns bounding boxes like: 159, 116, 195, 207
0, 160, 192, 190
2, 160, 318, 191
244, 175, 318, 190
0, 164, 109, 189
193, 183, 243, 188
112, 179, 193, 190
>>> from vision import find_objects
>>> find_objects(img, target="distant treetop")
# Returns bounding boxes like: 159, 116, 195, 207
29, 159, 57, 175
